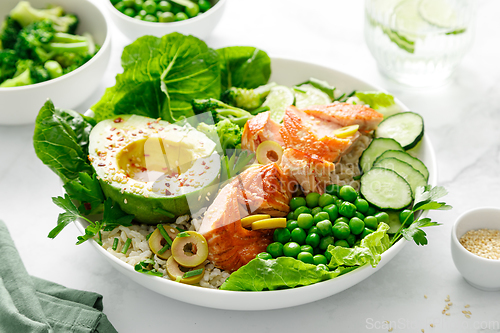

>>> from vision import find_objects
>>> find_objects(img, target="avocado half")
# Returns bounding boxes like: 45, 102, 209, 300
88, 115, 220, 224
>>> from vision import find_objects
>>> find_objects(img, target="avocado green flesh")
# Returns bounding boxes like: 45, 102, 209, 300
89, 115, 221, 224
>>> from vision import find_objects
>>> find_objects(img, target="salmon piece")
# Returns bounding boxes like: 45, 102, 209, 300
199, 164, 292, 272
280, 148, 335, 195
280, 106, 359, 163
303, 102, 383, 132
241, 111, 284, 152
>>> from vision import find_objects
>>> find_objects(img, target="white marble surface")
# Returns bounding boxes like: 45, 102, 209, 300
1, 0, 500, 332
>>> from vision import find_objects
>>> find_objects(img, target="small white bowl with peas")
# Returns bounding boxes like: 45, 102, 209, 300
105, 0, 226, 40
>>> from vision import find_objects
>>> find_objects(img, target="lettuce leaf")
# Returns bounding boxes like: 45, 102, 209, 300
92, 33, 221, 123
219, 257, 343, 291
33, 99, 93, 183
327, 222, 390, 269
355, 91, 401, 117
220, 223, 390, 291
217, 46, 271, 92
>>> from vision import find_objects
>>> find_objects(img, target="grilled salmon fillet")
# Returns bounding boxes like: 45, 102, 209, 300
280, 148, 335, 195
199, 163, 292, 272
303, 102, 383, 132
241, 111, 284, 152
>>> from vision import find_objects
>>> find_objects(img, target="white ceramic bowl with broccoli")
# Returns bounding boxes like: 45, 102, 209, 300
104, 0, 227, 41
0, 0, 111, 125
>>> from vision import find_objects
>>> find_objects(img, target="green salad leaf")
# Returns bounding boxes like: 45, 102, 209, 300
63, 173, 104, 215
355, 91, 401, 117
217, 46, 271, 92
33, 99, 93, 183
92, 33, 221, 123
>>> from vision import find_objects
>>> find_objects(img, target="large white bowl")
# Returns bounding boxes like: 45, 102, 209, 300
451, 207, 500, 291
76, 58, 438, 310
0, 0, 111, 125
105, 0, 227, 41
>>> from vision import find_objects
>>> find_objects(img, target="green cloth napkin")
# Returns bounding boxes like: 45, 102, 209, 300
0, 220, 117, 333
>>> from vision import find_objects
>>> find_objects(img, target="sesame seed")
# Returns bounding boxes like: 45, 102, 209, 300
442, 310, 445, 315
430, 324, 434, 328
424, 295, 428, 299
124, 199, 128, 204
465, 315, 471, 319
459, 229, 500, 260
421, 329, 425, 333
388, 328, 393, 332
448, 302, 452, 306
464, 304, 470, 308
445, 313, 450, 316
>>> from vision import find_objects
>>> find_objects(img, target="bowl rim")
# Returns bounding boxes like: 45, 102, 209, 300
452, 207, 500, 264
104, 0, 227, 27
0, 0, 111, 92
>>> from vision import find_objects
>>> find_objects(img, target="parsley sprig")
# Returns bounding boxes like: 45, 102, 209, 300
391, 185, 452, 246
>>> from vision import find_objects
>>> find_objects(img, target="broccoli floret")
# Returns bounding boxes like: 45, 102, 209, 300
10, 59, 49, 84
0, 50, 19, 82
192, 98, 254, 127
0, 68, 32, 87
44, 60, 62, 79
14, 20, 55, 62
198, 119, 242, 154
221, 82, 276, 111
9, 1, 78, 33
0, 17, 22, 50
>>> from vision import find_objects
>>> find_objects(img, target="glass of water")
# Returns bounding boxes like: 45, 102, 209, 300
364, 0, 476, 87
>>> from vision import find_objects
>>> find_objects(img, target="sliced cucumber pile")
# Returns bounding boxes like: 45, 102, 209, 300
360, 168, 413, 210
373, 157, 427, 198
360, 138, 404, 172
374, 150, 429, 181
375, 112, 424, 150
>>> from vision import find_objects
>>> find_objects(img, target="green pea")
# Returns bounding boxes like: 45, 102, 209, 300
346, 233, 356, 247
334, 216, 349, 225
293, 206, 311, 220
399, 209, 415, 226
300, 244, 314, 255
375, 212, 389, 223
256, 252, 272, 260
355, 211, 365, 220
364, 216, 379, 230
335, 240, 350, 248
323, 204, 338, 221
111, 0, 121, 5
158, 0, 172, 11
305, 233, 320, 248
314, 211, 330, 224
339, 202, 357, 218
318, 193, 335, 208
319, 236, 335, 250
123, 0, 135, 7
297, 213, 314, 229
171, 3, 182, 13
273, 228, 291, 244
286, 220, 298, 232
335, 198, 344, 208
324, 250, 332, 261
287, 211, 294, 220
123, 7, 136, 16
308, 226, 319, 235
326, 184, 341, 196
133, 15, 142, 19
311, 207, 322, 216
283, 242, 301, 258
291, 227, 307, 244
367, 206, 378, 216
339, 185, 358, 202
306, 192, 320, 208
158, 11, 174, 21
134, 0, 144, 11
143, 14, 158, 21
354, 198, 369, 213
114, 2, 127, 12
297, 251, 314, 264
317, 263, 329, 271
313, 254, 328, 265
267, 242, 283, 258
138, 9, 147, 16
349, 217, 365, 235
290, 197, 307, 211
332, 222, 350, 240
360, 227, 374, 239
185, 3, 200, 17
316, 220, 333, 237
143, 0, 157, 13
198, 0, 211, 12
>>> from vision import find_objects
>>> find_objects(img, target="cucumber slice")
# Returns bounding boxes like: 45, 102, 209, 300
294, 84, 331, 109
262, 85, 295, 123
374, 150, 429, 181
375, 112, 424, 150
360, 168, 413, 210
386, 211, 403, 234
374, 157, 427, 198
360, 138, 404, 172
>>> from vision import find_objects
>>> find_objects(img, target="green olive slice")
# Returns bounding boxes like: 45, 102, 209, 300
148, 225, 178, 260
256, 140, 283, 164
171, 231, 208, 267
166, 256, 205, 285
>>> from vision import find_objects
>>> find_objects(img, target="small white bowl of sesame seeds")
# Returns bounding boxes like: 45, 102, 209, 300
451, 207, 500, 291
